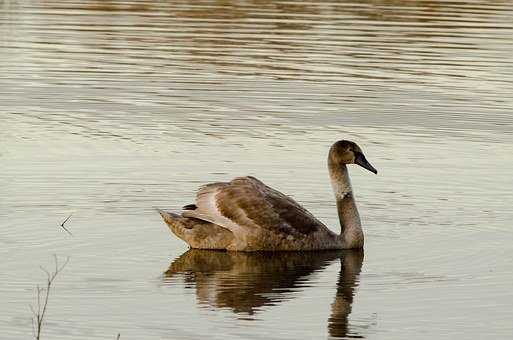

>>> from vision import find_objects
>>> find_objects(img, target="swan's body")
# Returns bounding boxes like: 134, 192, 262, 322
159, 140, 377, 251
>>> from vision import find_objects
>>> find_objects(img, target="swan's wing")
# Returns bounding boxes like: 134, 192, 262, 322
182, 176, 324, 236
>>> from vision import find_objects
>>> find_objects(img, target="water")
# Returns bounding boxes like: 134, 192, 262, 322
1, 0, 513, 339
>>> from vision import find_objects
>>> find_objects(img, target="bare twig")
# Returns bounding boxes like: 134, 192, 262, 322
29, 255, 70, 340
60, 213, 73, 236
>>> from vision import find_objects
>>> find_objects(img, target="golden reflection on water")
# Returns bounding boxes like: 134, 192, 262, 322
3, 0, 512, 83
164, 249, 364, 338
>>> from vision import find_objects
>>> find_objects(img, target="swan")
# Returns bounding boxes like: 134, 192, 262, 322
158, 140, 377, 251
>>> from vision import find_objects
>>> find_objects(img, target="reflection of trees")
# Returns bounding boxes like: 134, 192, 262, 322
164, 249, 364, 338
17, 1, 511, 81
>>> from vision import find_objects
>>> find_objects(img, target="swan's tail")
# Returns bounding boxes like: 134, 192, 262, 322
157, 209, 191, 241
157, 208, 234, 249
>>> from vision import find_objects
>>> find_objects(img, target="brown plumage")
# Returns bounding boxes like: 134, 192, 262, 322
158, 140, 377, 251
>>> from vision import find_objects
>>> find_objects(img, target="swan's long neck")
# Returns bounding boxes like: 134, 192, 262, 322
328, 161, 364, 248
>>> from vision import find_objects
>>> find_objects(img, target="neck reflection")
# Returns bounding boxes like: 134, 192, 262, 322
164, 249, 364, 338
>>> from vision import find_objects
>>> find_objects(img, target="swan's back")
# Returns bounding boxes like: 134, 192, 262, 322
184, 176, 324, 235
174, 176, 338, 250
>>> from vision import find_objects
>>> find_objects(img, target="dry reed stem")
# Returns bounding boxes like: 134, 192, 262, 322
29, 255, 69, 340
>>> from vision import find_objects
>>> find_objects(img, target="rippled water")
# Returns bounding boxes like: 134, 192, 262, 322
1, 1, 513, 339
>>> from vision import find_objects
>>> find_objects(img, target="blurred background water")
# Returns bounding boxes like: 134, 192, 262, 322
1, 1, 513, 339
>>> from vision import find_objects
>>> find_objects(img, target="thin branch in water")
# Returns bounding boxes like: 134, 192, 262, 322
29, 255, 70, 340
60, 213, 73, 236
30, 306, 36, 338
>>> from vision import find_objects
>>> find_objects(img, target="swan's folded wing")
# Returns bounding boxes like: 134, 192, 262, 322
182, 176, 324, 236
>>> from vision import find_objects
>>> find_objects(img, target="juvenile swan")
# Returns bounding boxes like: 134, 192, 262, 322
159, 140, 377, 251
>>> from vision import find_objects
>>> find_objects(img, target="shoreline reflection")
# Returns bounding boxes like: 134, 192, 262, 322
164, 249, 364, 338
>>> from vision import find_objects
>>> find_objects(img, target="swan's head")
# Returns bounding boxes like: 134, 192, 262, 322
329, 140, 377, 174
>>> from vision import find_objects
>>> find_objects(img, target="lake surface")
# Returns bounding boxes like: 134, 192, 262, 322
1, 0, 513, 339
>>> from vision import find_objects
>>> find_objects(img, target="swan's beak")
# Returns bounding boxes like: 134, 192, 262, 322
355, 152, 378, 174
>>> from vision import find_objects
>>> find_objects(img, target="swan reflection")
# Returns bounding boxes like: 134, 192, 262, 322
164, 249, 364, 338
